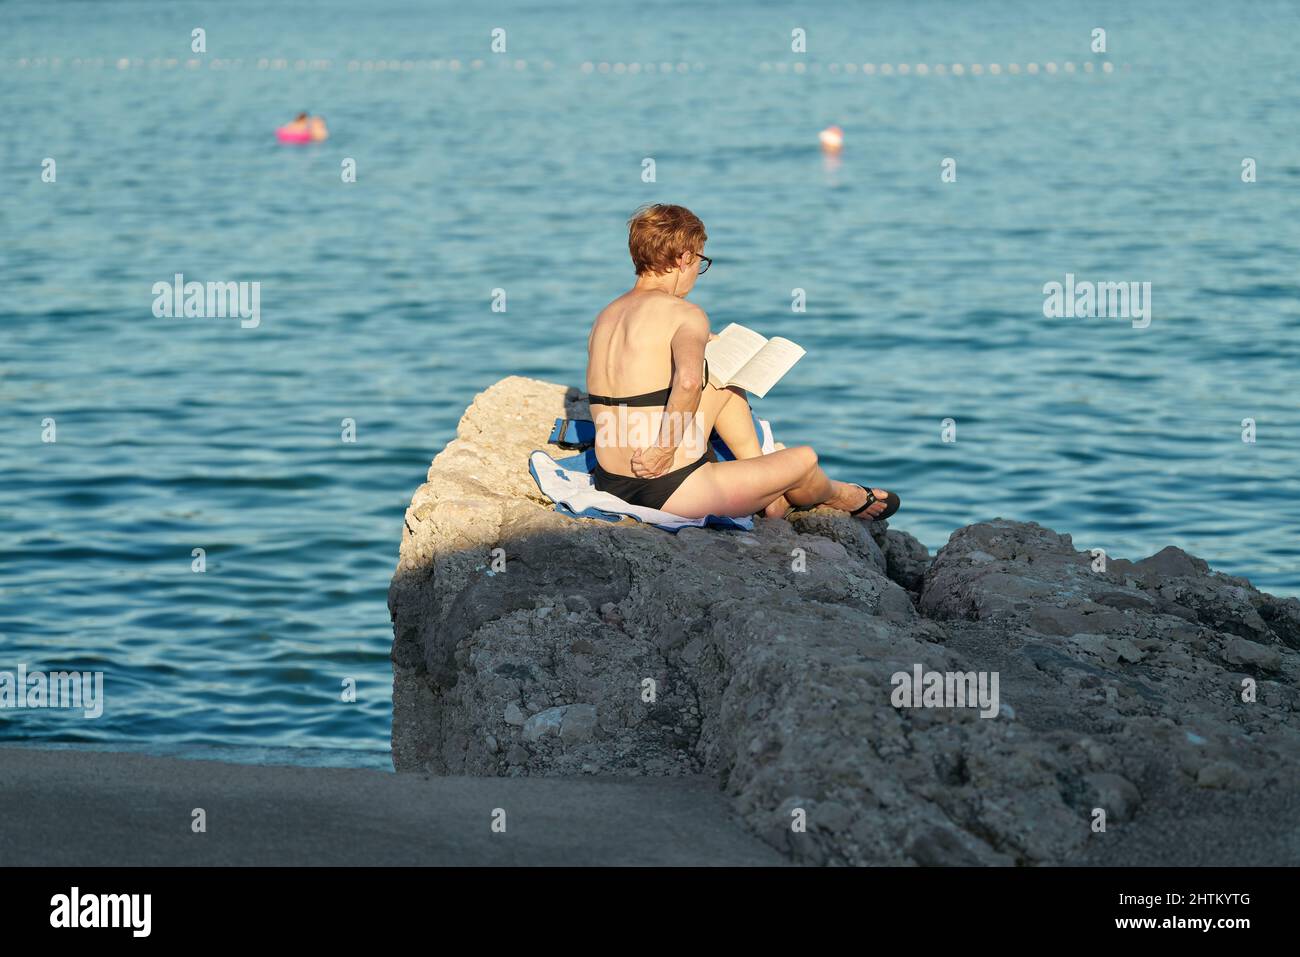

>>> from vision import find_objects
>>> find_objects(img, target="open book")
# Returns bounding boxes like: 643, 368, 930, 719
704, 323, 806, 398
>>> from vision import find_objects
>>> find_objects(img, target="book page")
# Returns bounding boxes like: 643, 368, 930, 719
704, 323, 767, 387
730, 336, 806, 398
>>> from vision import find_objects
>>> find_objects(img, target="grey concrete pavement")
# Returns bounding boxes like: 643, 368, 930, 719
0, 746, 786, 866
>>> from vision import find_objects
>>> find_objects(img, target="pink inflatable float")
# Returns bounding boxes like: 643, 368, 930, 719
276, 126, 313, 144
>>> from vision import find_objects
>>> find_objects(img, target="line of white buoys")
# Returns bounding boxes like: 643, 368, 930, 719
755, 59, 1121, 77
23, 55, 663, 72
3, 55, 1117, 75
588, 61, 687, 74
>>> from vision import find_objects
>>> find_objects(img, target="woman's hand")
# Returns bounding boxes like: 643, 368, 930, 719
630, 446, 676, 478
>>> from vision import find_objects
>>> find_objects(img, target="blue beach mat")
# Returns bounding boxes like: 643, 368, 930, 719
530, 412, 776, 532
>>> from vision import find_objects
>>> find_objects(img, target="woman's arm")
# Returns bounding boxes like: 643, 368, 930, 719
632, 306, 710, 477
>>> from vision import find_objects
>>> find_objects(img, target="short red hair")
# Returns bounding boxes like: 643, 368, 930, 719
627, 204, 707, 275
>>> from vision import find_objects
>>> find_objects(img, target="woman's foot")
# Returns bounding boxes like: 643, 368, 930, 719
828, 481, 896, 520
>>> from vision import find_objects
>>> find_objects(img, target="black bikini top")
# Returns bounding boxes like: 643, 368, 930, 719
589, 359, 709, 407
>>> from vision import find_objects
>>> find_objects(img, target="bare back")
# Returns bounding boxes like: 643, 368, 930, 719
586, 290, 709, 474
587, 290, 695, 395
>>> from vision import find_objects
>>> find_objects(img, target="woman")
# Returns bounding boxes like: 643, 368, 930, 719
585, 203, 900, 522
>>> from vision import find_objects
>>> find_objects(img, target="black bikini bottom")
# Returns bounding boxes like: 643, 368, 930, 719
591, 445, 717, 511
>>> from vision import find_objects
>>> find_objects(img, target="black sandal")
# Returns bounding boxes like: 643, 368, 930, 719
849, 485, 900, 521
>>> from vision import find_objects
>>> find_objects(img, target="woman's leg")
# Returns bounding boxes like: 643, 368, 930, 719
657, 383, 753, 468
661, 445, 890, 520
710, 386, 763, 459
705, 386, 794, 517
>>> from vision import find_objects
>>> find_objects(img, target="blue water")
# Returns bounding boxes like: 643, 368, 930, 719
2, 0, 1298, 765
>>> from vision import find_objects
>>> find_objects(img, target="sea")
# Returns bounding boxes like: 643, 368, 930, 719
2, 0, 1296, 767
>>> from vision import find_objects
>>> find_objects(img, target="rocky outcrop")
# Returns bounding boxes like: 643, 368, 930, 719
389, 376, 1300, 866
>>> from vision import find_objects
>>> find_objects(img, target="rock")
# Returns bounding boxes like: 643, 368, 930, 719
1222, 636, 1283, 672
907, 825, 992, 866
390, 377, 1300, 866
1108, 637, 1145, 664
522, 706, 567, 743
1085, 772, 1142, 822
1132, 545, 1210, 581
1197, 761, 1250, 790
561, 704, 599, 743
877, 527, 932, 594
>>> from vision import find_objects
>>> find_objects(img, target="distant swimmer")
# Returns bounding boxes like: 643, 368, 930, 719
818, 125, 844, 153
276, 112, 329, 144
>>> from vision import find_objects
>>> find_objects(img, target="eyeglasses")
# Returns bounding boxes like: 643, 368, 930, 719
695, 253, 712, 274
